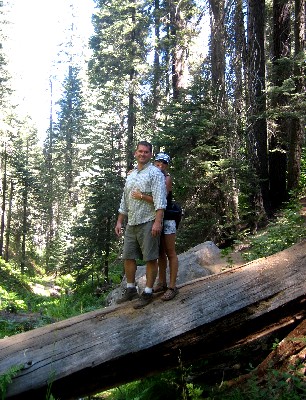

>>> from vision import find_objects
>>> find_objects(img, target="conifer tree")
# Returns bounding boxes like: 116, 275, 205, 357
42, 66, 88, 273
89, 0, 150, 169
64, 89, 125, 282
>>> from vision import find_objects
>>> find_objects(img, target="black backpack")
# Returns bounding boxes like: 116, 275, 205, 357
164, 201, 183, 229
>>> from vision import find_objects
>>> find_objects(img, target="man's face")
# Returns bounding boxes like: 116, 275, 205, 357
135, 144, 152, 165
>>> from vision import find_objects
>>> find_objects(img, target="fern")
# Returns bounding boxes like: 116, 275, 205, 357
0, 365, 22, 400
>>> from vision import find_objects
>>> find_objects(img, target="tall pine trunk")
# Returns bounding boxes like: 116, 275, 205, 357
0, 143, 7, 257
269, 0, 292, 209
153, 0, 161, 112
20, 139, 30, 274
287, 0, 305, 191
246, 0, 270, 223
4, 179, 13, 262
209, 0, 226, 108
169, 0, 187, 100
126, 2, 136, 171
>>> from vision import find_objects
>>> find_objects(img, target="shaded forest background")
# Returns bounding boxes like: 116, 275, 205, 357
0, 0, 305, 286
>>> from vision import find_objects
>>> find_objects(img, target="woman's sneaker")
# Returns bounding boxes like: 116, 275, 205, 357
117, 287, 138, 304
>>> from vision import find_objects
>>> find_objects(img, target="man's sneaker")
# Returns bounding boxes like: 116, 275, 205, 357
117, 287, 138, 304
133, 291, 153, 309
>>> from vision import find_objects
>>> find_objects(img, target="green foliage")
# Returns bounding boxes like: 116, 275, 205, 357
299, 146, 306, 192
271, 338, 280, 350
0, 365, 22, 400
0, 260, 30, 310
103, 370, 203, 400
206, 368, 306, 400
242, 201, 306, 261
0, 257, 109, 338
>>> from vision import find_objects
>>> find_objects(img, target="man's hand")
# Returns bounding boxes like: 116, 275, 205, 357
115, 221, 123, 237
152, 209, 164, 236
151, 220, 162, 237
115, 214, 126, 237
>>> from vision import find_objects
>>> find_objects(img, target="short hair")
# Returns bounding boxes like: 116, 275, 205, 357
137, 140, 152, 153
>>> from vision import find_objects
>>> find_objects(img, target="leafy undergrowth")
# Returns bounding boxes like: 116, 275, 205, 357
0, 259, 110, 339
207, 369, 306, 400
92, 358, 306, 400
234, 199, 306, 262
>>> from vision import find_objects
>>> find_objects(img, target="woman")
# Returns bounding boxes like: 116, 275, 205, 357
131, 152, 179, 300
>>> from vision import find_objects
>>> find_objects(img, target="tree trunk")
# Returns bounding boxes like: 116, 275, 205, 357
153, 0, 161, 112
20, 139, 30, 274
1, 240, 306, 400
287, 0, 305, 191
4, 179, 13, 262
246, 0, 270, 221
126, 2, 136, 171
0, 143, 7, 257
20, 185, 27, 274
209, 0, 226, 108
45, 79, 55, 271
269, 0, 292, 209
65, 65, 74, 198
169, 0, 188, 100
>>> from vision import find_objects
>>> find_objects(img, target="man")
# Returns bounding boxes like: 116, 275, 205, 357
115, 141, 167, 309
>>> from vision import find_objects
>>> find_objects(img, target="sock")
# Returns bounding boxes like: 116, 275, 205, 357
127, 283, 136, 288
144, 287, 152, 294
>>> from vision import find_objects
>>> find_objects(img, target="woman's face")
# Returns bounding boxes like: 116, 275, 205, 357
154, 160, 168, 172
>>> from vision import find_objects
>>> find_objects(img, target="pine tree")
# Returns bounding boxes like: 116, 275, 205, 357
89, 0, 150, 169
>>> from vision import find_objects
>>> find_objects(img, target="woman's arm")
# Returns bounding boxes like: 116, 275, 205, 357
165, 175, 172, 194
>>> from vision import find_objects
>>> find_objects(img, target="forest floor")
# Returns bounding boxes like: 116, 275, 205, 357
206, 196, 306, 274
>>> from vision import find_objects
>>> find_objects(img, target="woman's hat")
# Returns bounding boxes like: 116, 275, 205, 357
155, 152, 171, 164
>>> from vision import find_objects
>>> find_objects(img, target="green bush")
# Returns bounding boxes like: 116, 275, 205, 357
242, 201, 306, 261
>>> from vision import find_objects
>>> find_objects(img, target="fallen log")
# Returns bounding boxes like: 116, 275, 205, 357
1, 240, 306, 400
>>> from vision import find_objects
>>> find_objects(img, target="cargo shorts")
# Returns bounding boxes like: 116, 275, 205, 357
122, 220, 160, 261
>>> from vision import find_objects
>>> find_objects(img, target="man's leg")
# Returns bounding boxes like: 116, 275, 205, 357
145, 259, 159, 289
117, 259, 138, 304
124, 259, 137, 284
117, 225, 141, 304
133, 258, 158, 309
133, 221, 159, 309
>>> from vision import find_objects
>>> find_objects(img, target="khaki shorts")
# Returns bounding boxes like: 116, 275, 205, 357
122, 220, 160, 261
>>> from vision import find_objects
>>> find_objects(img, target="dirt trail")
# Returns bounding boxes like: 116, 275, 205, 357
206, 196, 306, 274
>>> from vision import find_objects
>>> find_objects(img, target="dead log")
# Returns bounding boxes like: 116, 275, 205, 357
0, 240, 306, 400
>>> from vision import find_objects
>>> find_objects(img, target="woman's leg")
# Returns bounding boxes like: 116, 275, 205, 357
156, 235, 167, 286
163, 233, 178, 289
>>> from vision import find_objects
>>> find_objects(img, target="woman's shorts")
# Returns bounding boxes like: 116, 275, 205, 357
122, 220, 160, 261
163, 219, 176, 235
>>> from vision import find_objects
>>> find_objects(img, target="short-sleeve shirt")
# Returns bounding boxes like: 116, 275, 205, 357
119, 163, 167, 226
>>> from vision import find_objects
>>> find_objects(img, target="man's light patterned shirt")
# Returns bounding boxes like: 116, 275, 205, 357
119, 163, 167, 226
